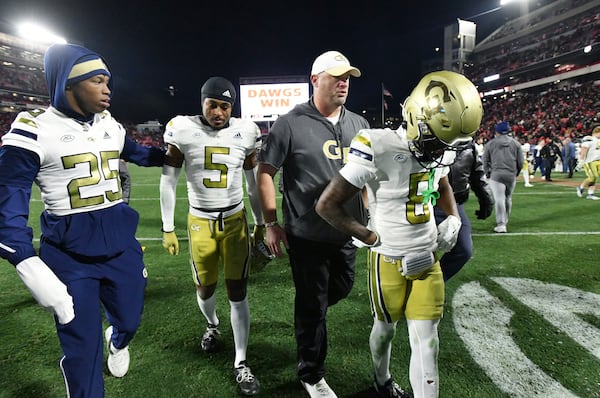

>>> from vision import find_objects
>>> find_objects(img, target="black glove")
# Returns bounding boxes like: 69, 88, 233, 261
475, 200, 493, 220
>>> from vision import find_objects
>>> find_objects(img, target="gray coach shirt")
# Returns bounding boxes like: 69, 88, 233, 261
259, 98, 370, 245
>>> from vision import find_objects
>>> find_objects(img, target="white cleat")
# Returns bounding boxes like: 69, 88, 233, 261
105, 326, 130, 377
493, 225, 507, 233
301, 378, 338, 398
586, 194, 600, 200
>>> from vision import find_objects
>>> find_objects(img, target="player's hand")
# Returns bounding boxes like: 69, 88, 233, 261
16, 256, 75, 325
436, 215, 462, 253
162, 231, 179, 255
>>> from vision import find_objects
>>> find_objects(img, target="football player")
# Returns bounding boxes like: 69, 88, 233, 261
316, 71, 483, 398
577, 125, 600, 200
159, 76, 264, 396
0, 43, 165, 398
520, 137, 534, 187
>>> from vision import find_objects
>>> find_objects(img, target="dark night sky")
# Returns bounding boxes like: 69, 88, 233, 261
0, 0, 526, 123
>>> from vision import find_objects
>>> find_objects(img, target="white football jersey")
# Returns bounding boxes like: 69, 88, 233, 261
340, 128, 453, 258
2, 107, 126, 215
581, 136, 600, 163
164, 115, 260, 209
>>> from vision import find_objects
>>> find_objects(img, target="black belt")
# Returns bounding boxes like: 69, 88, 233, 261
193, 201, 242, 231
192, 201, 241, 213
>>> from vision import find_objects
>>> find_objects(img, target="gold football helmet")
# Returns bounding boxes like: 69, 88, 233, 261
402, 70, 483, 164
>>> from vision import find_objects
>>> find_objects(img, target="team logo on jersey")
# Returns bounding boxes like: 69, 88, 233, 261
60, 134, 75, 142
393, 153, 409, 163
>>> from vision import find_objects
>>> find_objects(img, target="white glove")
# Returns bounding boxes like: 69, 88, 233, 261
436, 214, 462, 253
351, 231, 381, 249
401, 251, 435, 277
16, 256, 75, 325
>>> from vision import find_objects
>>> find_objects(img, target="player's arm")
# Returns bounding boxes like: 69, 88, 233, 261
436, 176, 459, 219
0, 145, 39, 265
121, 136, 165, 167
257, 162, 289, 256
316, 173, 378, 246
515, 144, 524, 176
243, 150, 264, 227
159, 144, 183, 255
0, 145, 74, 324
435, 176, 462, 252
580, 146, 589, 162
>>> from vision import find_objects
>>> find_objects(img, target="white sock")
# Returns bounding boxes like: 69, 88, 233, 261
230, 298, 250, 368
370, 319, 396, 385
523, 170, 530, 184
408, 319, 440, 398
588, 188, 595, 196
197, 290, 219, 326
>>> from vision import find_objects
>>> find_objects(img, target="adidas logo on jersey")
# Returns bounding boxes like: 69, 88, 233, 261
222, 90, 232, 98
104, 132, 111, 139
233, 132, 242, 139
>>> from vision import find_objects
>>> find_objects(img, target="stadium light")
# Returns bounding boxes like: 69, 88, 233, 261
500, 0, 528, 5
17, 22, 67, 44
464, 0, 529, 20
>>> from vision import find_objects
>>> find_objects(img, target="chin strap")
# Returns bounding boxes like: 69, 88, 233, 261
421, 170, 440, 206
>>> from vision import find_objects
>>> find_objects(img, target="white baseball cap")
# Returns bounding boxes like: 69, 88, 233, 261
310, 50, 361, 77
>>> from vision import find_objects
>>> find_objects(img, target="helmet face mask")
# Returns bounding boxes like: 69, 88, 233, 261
402, 70, 483, 167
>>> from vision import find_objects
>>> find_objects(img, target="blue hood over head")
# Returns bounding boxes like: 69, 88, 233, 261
44, 43, 112, 117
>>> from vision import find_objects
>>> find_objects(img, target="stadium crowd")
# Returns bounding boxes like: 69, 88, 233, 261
477, 78, 600, 144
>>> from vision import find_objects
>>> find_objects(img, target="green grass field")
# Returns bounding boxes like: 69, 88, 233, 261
1, 165, 599, 398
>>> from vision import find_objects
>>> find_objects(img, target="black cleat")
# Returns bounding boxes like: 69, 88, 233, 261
373, 377, 412, 398
201, 323, 220, 353
234, 361, 260, 396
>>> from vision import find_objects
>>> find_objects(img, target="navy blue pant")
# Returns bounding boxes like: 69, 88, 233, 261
434, 203, 473, 281
287, 234, 356, 384
40, 240, 146, 398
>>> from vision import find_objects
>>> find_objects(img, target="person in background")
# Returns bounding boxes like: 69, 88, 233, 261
520, 137, 534, 187
483, 121, 523, 233
316, 70, 483, 398
540, 137, 560, 182
562, 136, 577, 178
0, 43, 165, 398
435, 140, 493, 281
160, 76, 263, 396
474, 136, 485, 162
531, 138, 545, 178
576, 125, 600, 200
257, 50, 369, 398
